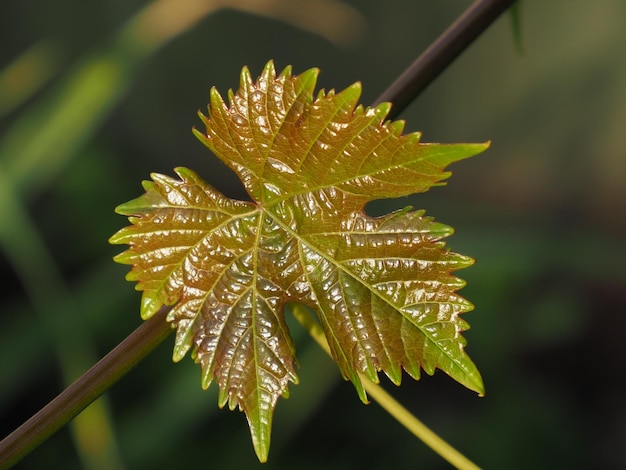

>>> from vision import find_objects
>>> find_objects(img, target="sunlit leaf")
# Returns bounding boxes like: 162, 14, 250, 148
110, 61, 488, 462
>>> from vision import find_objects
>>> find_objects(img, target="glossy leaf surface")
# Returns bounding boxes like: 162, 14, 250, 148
110, 61, 488, 462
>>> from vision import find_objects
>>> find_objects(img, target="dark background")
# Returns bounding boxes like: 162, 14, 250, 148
1, 1, 625, 468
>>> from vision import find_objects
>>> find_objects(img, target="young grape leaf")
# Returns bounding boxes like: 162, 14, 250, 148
110, 61, 488, 462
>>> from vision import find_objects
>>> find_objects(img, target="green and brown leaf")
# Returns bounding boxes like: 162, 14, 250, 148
110, 61, 488, 461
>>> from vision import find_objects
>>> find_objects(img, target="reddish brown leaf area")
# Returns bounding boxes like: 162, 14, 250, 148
110, 61, 488, 462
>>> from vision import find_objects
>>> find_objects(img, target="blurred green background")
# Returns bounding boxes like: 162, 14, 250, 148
1, 1, 625, 468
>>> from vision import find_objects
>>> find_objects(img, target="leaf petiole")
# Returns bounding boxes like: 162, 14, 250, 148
290, 303, 481, 470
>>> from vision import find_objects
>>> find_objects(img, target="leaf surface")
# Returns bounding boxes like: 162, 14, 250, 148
110, 61, 488, 461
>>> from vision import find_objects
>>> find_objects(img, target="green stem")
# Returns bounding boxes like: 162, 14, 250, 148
0, 306, 173, 470
375, 0, 518, 118
361, 381, 480, 470
290, 304, 480, 470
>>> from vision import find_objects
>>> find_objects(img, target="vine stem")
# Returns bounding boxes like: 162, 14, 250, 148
0, 307, 173, 470
290, 305, 480, 470
375, 0, 519, 118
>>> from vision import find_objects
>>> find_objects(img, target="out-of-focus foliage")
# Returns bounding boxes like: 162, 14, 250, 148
1, 1, 626, 468
110, 61, 487, 461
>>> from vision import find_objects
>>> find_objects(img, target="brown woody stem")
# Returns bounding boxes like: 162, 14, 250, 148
375, 0, 518, 119
0, 307, 173, 470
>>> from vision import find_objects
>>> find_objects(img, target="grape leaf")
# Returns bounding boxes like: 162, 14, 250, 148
110, 61, 488, 462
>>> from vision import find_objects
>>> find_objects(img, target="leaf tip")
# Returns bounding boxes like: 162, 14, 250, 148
140, 292, 163, 320
343, 81, 363, 106
191, 125, 207, 145
245, 398, 277, 463
471, 374, 486, 397
108, 230, 123, 246
372, 101, 392, 122
295, 64, 320, 88
261, 59, 278, 81
467, 140, 491, 157
240, 64, 253, 90
112, 199, 139, 217
209, 85, 226, 114
252, 433, 271, 463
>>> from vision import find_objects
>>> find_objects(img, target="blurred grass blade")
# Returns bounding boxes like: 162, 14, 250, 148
0, 41, 62, 118
0, 0, 226, 198
0, 52, 133, 196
